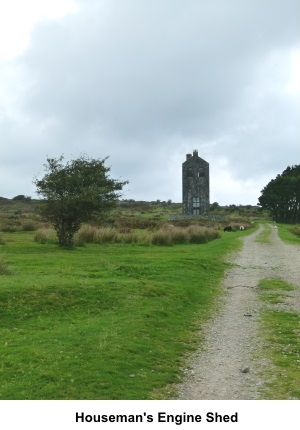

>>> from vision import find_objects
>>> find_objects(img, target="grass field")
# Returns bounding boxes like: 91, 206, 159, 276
276, 223, 300, 244
255, 223, 272, 243
256, 226, 300, 399
0, 228, 249, 399
3, 200, 299, 400
258, 279, 300, 399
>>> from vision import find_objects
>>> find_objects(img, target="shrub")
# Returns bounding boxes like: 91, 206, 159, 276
34, 155, 128, 247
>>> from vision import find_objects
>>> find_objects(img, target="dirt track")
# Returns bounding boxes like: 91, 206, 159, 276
176, 224, 300, 400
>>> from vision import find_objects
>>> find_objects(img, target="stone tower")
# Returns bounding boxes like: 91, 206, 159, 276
182, 150, 210, 215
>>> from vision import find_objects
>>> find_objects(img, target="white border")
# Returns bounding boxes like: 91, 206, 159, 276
0, 400, 299, 429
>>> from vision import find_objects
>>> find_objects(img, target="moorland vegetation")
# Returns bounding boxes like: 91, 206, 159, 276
0, 180, 299, 399
0, 197, 263, 399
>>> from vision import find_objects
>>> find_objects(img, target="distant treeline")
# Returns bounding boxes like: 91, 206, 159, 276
258, 164, 300, 224
0, 195, 32, 201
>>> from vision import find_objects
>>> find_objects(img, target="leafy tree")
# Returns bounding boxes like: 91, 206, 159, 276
210, 202, 220, 210
34, 155, 128, 247
258, 165, 300, 223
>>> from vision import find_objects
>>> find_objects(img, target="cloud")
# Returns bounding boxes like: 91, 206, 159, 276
1, 0, 300, 203
0, 0, 79, 60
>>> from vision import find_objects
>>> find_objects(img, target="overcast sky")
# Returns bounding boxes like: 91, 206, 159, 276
1, 0, 299, 205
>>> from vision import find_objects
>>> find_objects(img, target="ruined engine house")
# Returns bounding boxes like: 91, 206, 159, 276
182, 150, 210, 215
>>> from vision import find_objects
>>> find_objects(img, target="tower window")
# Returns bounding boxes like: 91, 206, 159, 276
198, 168, 204, 177
192, 197, 200, 207
192, 197, 200, 215
187, 168, 193, 178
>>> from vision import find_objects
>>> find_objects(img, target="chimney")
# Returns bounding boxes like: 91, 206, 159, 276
186, 154, 192, 160
193, 149, 198, 157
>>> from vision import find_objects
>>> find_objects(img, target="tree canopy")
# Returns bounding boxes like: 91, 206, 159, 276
258, 165, 300, 223
34, 155, 128, 246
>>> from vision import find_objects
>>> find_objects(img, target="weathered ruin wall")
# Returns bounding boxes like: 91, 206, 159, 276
182, 151, 210, 215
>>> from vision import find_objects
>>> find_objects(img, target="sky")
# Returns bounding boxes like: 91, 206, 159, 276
1, 0, 299, 205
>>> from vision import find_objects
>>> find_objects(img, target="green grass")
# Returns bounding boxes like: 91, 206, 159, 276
276, 224, 300, 244
0, 230, 246, 399
258, 279, 300, 399
255, 224, 272, 243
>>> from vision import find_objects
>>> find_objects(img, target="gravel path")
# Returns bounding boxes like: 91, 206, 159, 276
176, 224, 300, 400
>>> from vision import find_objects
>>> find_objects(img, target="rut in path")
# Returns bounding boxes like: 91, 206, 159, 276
176, 224, 300, 400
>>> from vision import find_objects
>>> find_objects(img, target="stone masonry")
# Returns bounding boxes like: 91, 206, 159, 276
182, 150, 210, 215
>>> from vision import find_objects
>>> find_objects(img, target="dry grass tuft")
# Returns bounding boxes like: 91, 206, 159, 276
151, 225, 220, 245
34, 228, 57, 244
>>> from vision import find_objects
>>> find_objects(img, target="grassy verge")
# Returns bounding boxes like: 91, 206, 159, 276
258, 279, 300, 399
0, 230, 248, 400
255, 224, 272, 243
276, 224, 300, 245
